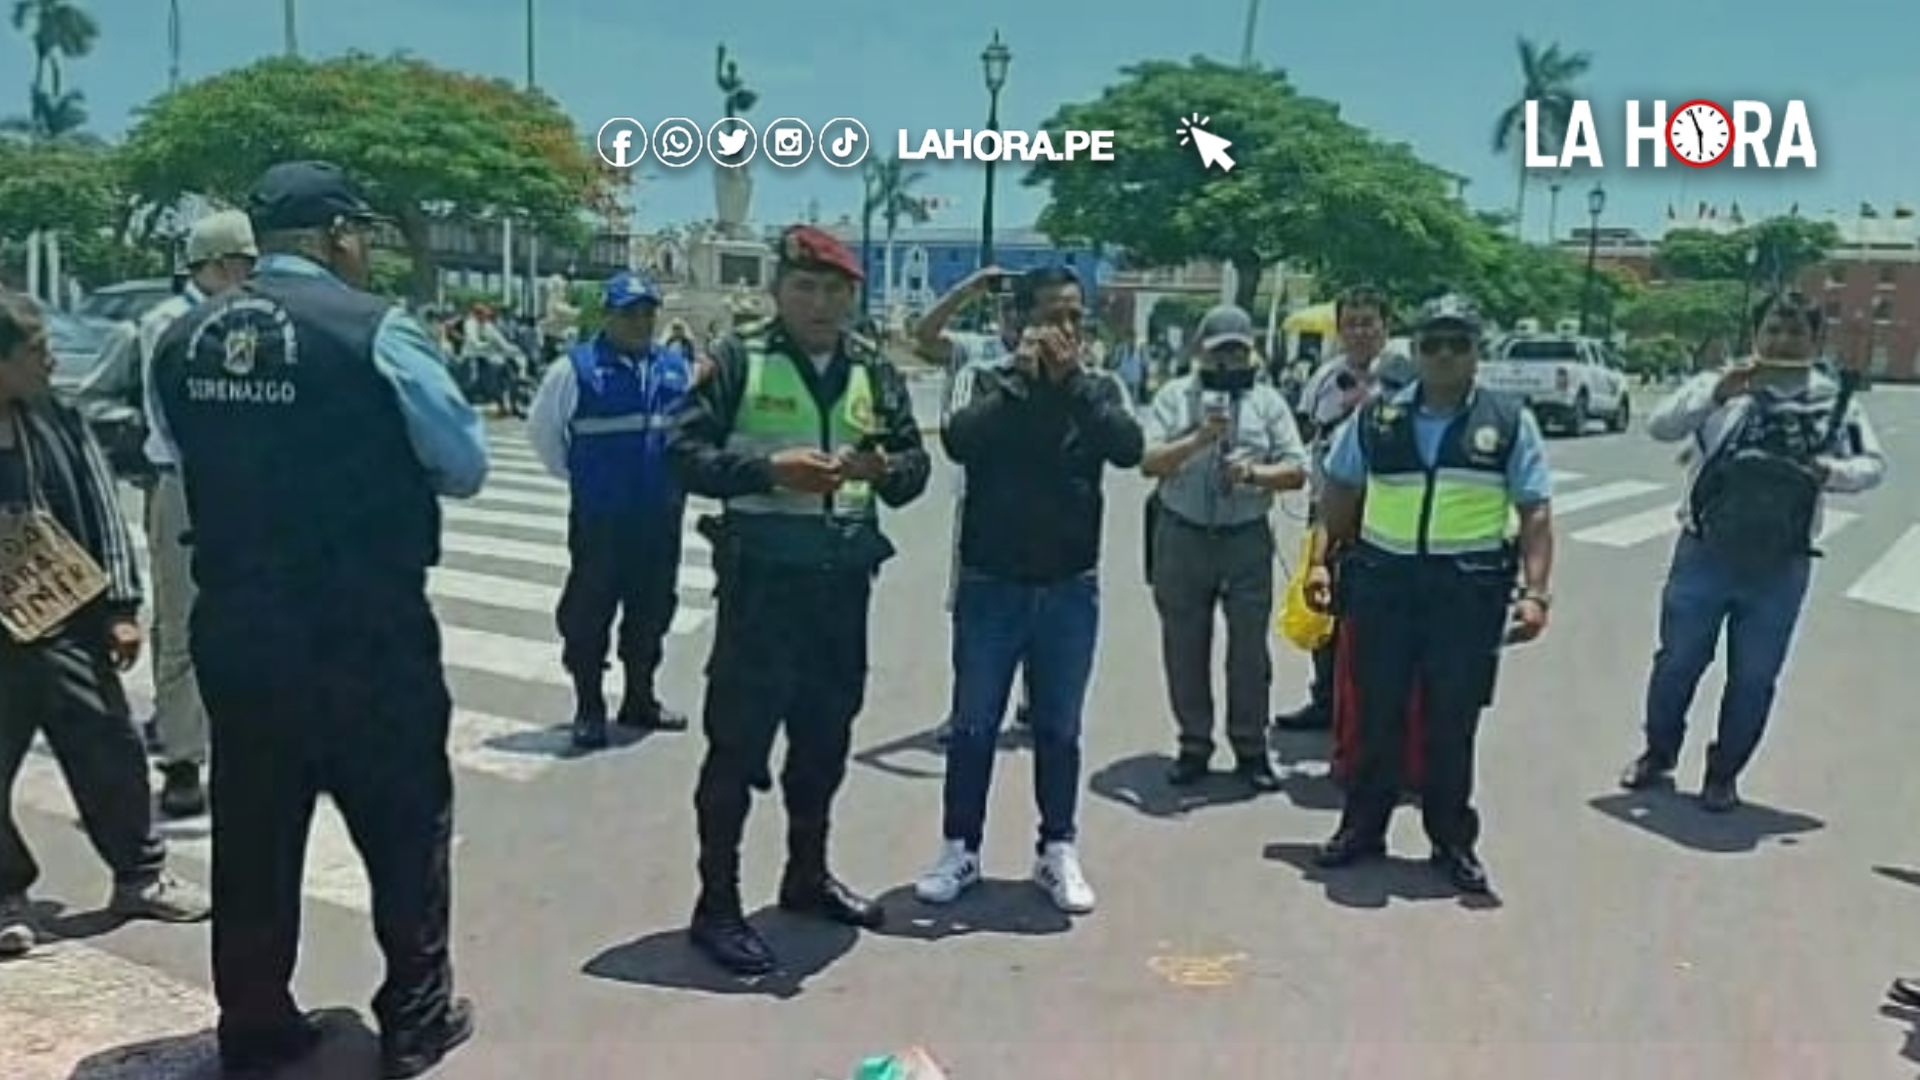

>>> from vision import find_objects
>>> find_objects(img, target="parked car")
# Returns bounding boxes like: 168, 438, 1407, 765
76, 278, 176, 325
1477, 334, 1632, 436
48, 312, 152, 483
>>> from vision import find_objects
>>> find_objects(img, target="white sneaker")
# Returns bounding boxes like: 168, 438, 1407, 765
914, 840, 981, 905
1033, 842, 1096, 914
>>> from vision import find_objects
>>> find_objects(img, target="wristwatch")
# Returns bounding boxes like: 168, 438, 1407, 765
1515, 587, 1552, 610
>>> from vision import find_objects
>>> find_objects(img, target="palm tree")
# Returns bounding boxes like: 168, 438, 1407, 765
866, 154, 930, 312
10, 0, 99, 138
1491, 37, 1590, 241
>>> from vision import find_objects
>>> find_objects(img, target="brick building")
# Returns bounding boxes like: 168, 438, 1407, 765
1563, 204, 1919, 383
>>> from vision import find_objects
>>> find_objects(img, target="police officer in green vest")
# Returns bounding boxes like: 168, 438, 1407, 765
1306, 294, 1555, 895
668, 225, 930, 974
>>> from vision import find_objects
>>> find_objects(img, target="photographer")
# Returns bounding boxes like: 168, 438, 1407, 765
1141, 305, 1307, 791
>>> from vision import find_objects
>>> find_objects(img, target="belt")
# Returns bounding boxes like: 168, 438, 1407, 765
1162, 509, 1267, 536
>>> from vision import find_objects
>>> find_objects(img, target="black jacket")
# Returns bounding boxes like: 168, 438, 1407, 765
944, 364, 1143, 583
2, 399, 143, 623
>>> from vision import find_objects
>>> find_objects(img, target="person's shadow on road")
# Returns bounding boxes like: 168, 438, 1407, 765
484, 724, 658, 762
25, 899, 127, 944
867, 882, 1071, 942
1873, 866, 1920, 892
582, 907, 857, 1000
853, 720, 1032, 783
66, 1009, 376, 1080
1262, 842, 1501, 911
1088, 753, 1259, 819
1588, 790, 1824, 854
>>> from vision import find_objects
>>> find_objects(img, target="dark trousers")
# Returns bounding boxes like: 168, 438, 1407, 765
1150, 515, 1274, 762
193, 580, 454, 1041
0, 629, 165, 898
556, 506, 684, 680
1306, 634, 1336, 710
1337, 556, 1510, 849
693, 558, 871, 893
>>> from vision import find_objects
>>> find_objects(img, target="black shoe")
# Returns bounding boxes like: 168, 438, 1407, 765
1619, 752, 1675, 791
1700, 777, 1740, 813
1236, 757, 1281, 794
380, 997, 475, 1079
616, 695, 688, 731
689, 903, 776, 975
1889, 977, 1920, 1010
748, 767, 773, 793
1430, 845, 1490, 894
571, 706, 609, 751
158, 762, 207, 819
1273, 702, 1331, 731
778, 872, 885, 930
1313, 829, 1386, 868
219, 1014, 325, 1076
1167, 755, 1209, 787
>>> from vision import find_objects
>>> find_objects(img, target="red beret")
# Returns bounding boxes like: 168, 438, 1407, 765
779, 225, 863, 282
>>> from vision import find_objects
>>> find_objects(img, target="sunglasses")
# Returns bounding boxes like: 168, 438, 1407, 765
1417, 333, 1475, 357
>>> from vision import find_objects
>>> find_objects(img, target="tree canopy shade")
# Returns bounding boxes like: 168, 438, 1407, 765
119, 54, 623, 299
1617, 279, 1745, 366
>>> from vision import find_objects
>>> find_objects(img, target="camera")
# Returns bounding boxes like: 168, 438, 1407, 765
772, 127, 803, 157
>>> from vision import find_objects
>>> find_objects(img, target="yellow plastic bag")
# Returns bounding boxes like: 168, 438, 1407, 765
1278, 530, 1334, 651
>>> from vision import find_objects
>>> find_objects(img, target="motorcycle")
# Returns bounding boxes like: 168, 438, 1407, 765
456, 347, 534, 419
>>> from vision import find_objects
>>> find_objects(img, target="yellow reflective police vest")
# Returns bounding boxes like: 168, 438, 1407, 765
1357, 389, 1521, 557
723, 340, 877, 520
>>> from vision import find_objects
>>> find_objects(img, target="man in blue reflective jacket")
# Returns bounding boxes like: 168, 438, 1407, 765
529, 271, 696, 750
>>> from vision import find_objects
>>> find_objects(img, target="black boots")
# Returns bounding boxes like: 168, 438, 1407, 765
158, 761, 207, 818
615, 663, 688, 732
689, 884, 776, 976
778, 823, 884, 929
570, 669, 608, 750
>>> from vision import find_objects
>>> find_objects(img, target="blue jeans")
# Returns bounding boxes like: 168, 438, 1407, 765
943, 572, 1099, 853
1643, 533, 1811, 782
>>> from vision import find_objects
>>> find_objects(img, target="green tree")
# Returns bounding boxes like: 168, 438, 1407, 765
7, 0, 99, 139
1654, 228, 1749, 281
0, 138, 162, 287
1617, 279, 1743, 368
1490, 38, 1591, 240
1744, 216, 1839, 291
1028, 58, 1468, 309
119, 54, 622, 300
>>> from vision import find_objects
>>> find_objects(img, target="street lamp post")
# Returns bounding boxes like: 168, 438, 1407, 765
284, 0, 298, 57
1579, 182, 1605, 336
979, 31, 1011, 270
1737, 245, 1761, 355
525, 0, 536, 90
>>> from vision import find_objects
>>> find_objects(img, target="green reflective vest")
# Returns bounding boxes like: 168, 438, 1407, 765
725, 343, 877, 521
1357, 389, 1521, 557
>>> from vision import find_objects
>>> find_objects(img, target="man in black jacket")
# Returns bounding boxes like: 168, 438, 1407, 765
912, 267, 1143, 916
668, 225, 930, 975
0, 292, 209, 961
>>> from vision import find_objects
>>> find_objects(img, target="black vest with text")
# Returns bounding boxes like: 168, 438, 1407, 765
153, 269, 439, 591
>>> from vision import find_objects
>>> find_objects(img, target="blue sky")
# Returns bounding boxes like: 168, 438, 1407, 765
45, 0, 1920, 242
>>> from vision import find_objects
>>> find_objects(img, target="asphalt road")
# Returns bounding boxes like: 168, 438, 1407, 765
7, 384, 1920, 1080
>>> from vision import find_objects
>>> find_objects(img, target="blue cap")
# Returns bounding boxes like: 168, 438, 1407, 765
603, 271, 662, 310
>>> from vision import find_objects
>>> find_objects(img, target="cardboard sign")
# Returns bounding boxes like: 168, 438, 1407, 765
0, 506, 108, 643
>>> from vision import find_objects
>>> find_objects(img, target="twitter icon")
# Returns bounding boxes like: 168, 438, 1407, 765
706, 118, 758, 167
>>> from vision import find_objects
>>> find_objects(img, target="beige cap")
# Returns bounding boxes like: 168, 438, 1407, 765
185, 210, 259, 265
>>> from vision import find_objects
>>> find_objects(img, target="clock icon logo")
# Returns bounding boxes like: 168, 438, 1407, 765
1667, 99, 1734, 168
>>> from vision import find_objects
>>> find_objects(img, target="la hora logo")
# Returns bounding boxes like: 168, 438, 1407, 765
1525, 99, 1817, 170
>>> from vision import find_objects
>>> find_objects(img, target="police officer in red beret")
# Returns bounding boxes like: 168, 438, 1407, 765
668, 225, 930, 974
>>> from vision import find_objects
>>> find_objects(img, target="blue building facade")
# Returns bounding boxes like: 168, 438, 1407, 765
824, 225, 1110, 316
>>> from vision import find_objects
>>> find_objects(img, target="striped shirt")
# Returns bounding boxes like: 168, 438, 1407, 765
2, 399, 143, 619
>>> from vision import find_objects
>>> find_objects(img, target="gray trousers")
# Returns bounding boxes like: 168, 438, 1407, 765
145, 470, 207, 766
1151, 512, 1275, 762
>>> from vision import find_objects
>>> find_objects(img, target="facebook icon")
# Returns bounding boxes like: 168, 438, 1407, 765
596, 117, 649, 169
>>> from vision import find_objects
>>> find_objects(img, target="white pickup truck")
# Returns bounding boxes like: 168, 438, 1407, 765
1476, 334, 1632, 436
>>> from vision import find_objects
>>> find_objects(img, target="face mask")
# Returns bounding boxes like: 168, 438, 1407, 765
1199, 366, 1256, 394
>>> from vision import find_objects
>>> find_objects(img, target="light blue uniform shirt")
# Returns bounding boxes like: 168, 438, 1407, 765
150, 253, 489, 498
1323, 382, 1553, 507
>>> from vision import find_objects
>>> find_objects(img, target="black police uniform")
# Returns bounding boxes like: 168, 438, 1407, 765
667, 317, 929, 975
152, 163, 478, 1075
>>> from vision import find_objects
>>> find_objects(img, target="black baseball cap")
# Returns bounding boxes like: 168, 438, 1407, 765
247, 161, 381, 231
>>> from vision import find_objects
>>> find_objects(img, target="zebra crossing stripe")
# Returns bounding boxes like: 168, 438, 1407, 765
442, 504, 565, 535
1571, 505, 1681, 548
1845, 525, 1920, 616
429, 564, 716, 613
1550, 469, 1586, 486
473, 486, 570, 512
484, 471, 568, 494
1815, 510, 1860, 545
440, 527, 710, 568
1553, 480, 1665, 516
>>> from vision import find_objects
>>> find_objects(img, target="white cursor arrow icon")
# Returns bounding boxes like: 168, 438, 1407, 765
1177, 113, 1235, 173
